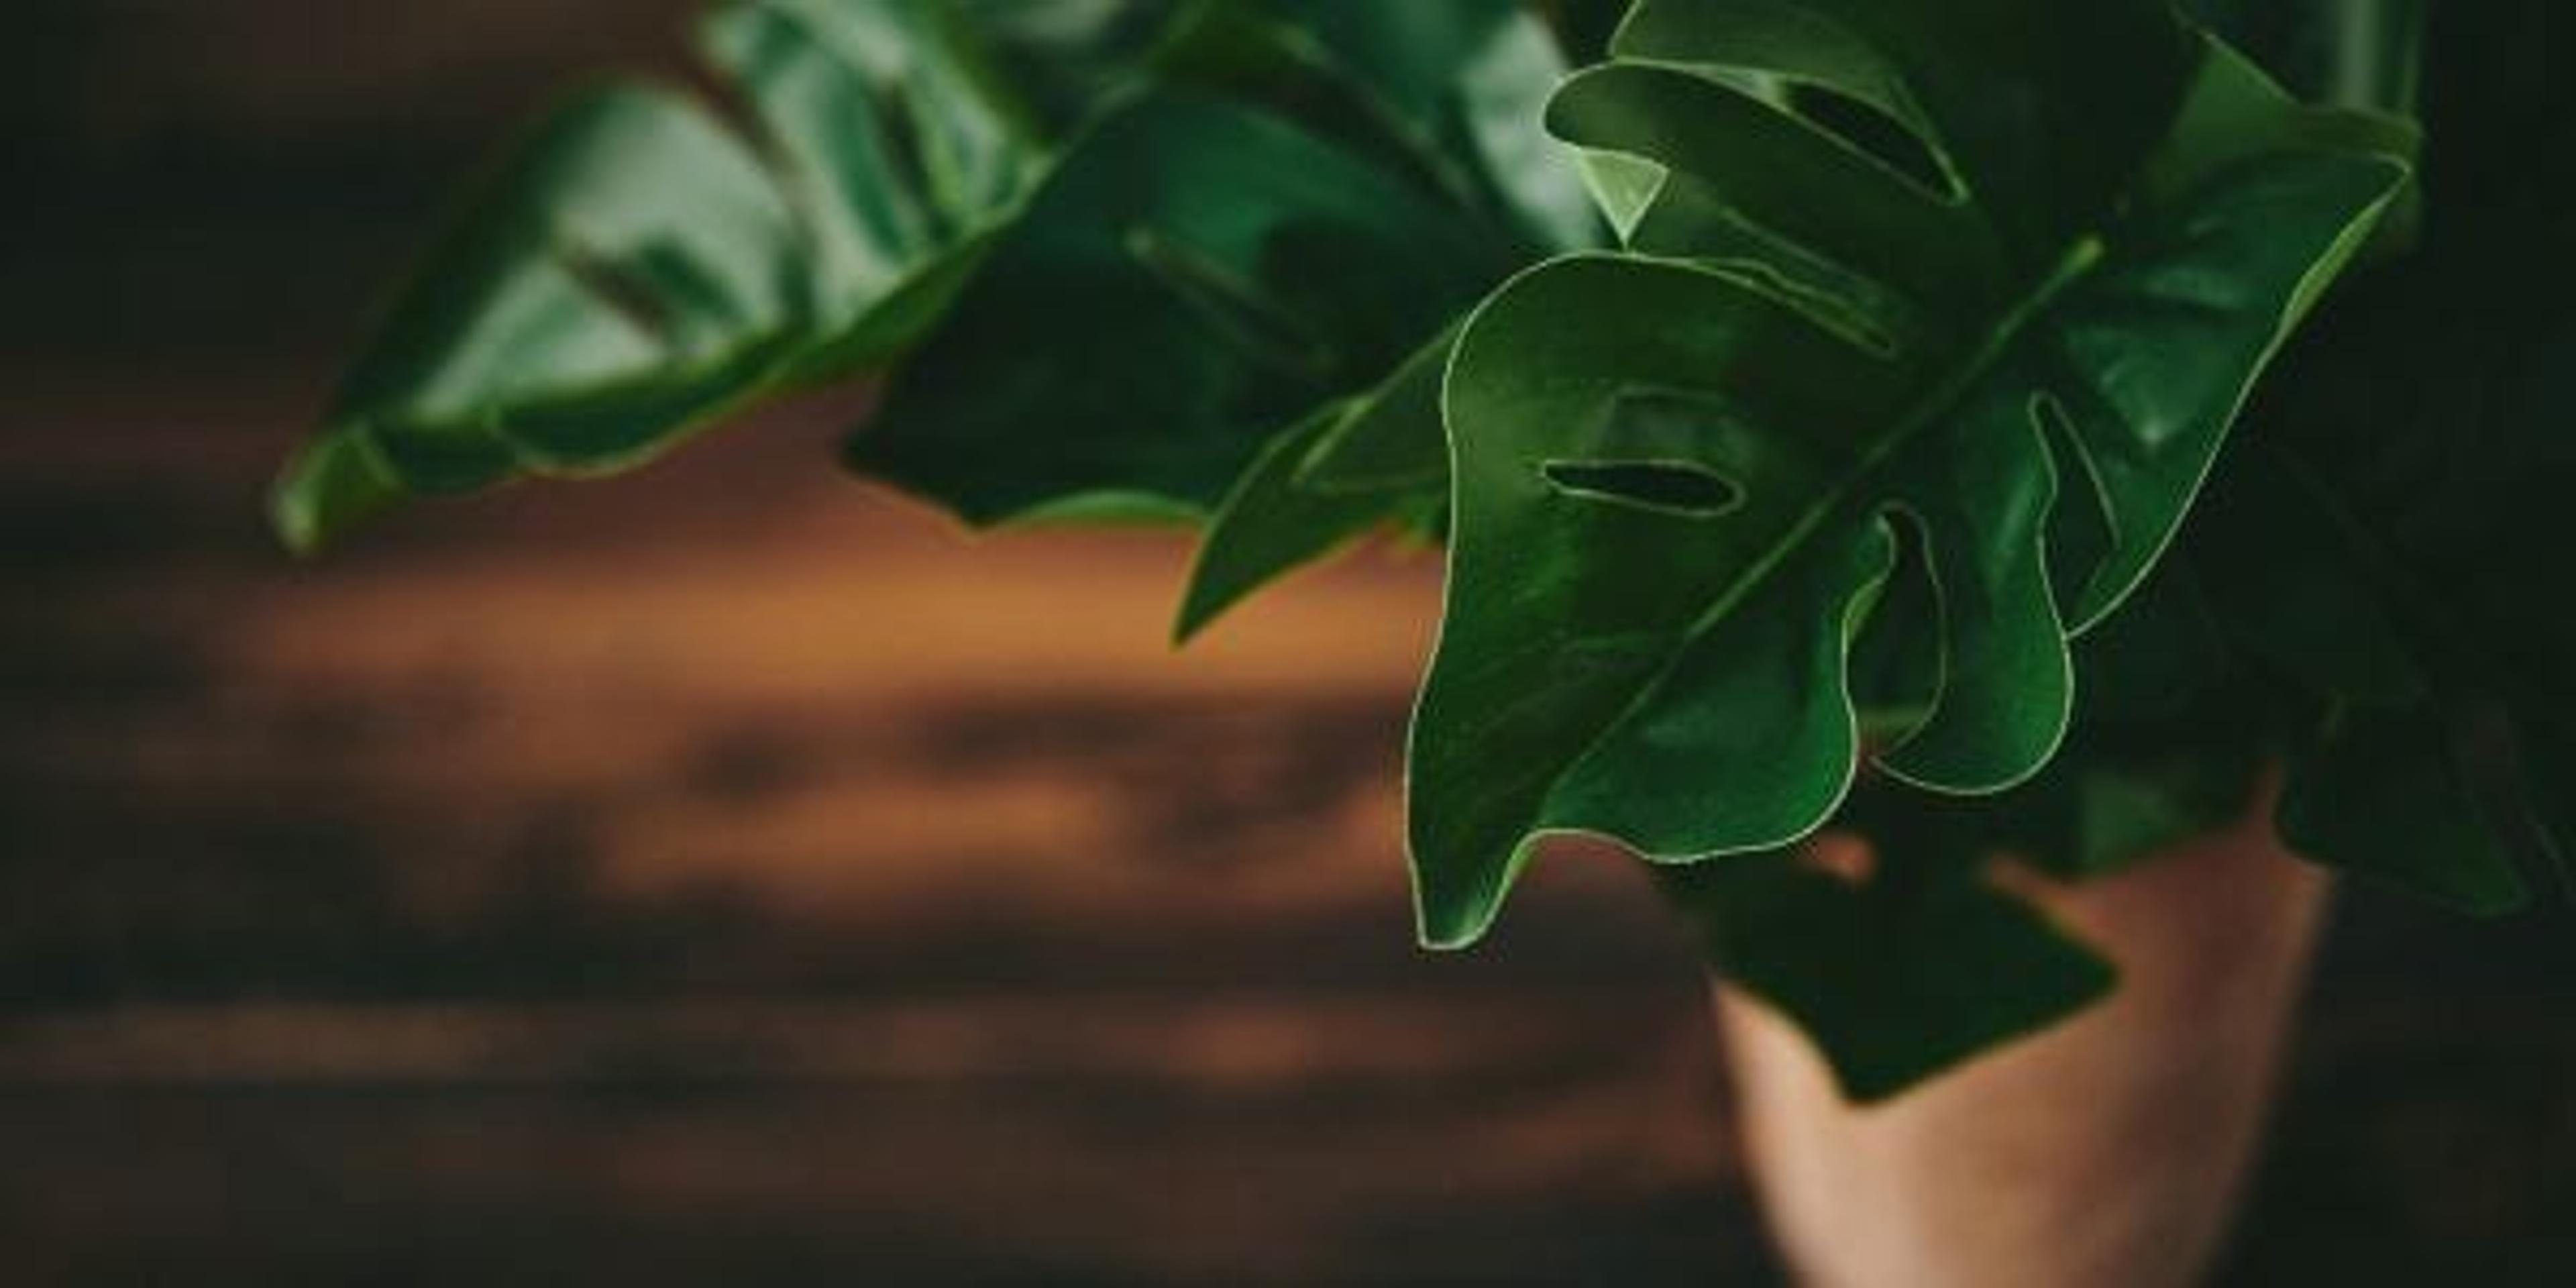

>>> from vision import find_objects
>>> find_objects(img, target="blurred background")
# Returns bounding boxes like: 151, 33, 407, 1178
1, 2, 2569, 1283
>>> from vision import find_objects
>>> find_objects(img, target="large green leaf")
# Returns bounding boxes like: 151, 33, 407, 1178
267, 0, 1603, 751
1156, 0, 1600, 252
845, 90, 1513, 525
272, 0, 1049, 553
2181, 0, 2576, 916
851, 0, 1590, 531
1666, 553, 2269, 1100
2185, 0, 2426, 113
2194, 320, 2575, 919
953, 0, 1185, 130
707, 0, 1040, 323
1538, 0, 1632, 63
1173, 324, 1453, 639
1406, 0, 2412, 947
1144, 1, 1610, 632
1660, 831, 2117, 1104
278, 0, 1588, 551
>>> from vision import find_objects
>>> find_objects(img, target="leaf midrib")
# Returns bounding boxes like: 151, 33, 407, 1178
1665, 227, 2102, 661
1515, 227, 2108, 833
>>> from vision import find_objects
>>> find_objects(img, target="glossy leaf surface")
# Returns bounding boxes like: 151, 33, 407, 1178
1407, 1, 2411, 945
1666, 554, 2266, 1100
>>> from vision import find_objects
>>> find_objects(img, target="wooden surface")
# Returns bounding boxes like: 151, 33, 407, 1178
1, 368, 1778, 1284
3, 4, 2571, 1282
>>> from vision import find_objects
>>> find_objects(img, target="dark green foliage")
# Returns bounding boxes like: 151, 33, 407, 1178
846, 91, 1504, 523
278, 0, 2571, 1100
2182, 0, 2576, 914
1406, 5, 2406, 947
276, 0, 1591, 549
1660, 841, 2120, 1104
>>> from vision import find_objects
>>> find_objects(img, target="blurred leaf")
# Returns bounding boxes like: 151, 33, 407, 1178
842, 0, 1604, 527
1988, 745, 2267, 888
1660, 838, 2116, 1104
1137, 1, 1602, 624
281, 0, 1593, 559
1171, 0, 1598, 252
1175, 325, 1452, 640
2184, 0, 2426, 115
2184, 0, 2576, 914
1978, 566, 2267, 885
275, 0, 1047, 553
706, 0, 1040, 323
846, 91, 1509, 525
1538, 0, 1631, 62
2278, 704, 2532, 914
1406, 2, 2411, 947
2192, 443, 2426, 706
2198, 344, 2575, 914
955, 0, 1185, 129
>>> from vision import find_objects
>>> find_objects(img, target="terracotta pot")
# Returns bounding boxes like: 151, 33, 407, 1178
1717, 800, 2332, 1287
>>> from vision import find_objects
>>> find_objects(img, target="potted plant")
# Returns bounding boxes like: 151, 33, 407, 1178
274, 1, 2569, 1280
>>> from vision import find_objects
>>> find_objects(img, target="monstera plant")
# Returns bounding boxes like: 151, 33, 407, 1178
278, 0, 2569, 1104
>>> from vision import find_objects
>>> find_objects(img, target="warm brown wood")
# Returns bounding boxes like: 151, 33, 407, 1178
0, 368, 1773, 1283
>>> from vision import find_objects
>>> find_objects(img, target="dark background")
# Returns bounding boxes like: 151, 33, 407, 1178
2, 2, 2570, 1282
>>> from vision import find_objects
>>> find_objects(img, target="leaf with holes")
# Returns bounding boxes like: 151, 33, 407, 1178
1160, 1, 1623, 638
1406, 0, 2412, 946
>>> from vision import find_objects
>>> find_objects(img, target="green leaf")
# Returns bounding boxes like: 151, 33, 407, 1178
954, 0, 1185, 131
1406, 2, 2412, 947
2281, 704, 2532, 914
704, 0, 1040, 321
846, 91, 1509, 525
2015, 743, 2259, 883
1660, 837, 2116, 1104
1149, 1, 1611, 629
1175, 325, 1452, 640
2051, 553, 2233, 725
1977, 568, 2265, 884
274, 0, 1047, 553
279, 0, 1593, 566
1172, 412, 1399, 642
2192, 325, 2572, 914
1540, 0, 1632, 64
1664, 616, 2275, 1101
1155, 0, 1601, 254
2184, 0, 2428, 115
1660, 604, 2272, 1102
848, 3, 1607, 532
2192, 442, 2426, 706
